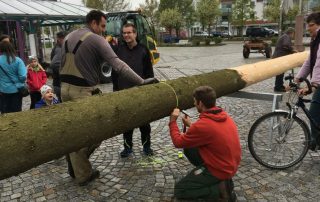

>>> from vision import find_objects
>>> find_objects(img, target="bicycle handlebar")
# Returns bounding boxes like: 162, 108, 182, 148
284, 74, 313, 94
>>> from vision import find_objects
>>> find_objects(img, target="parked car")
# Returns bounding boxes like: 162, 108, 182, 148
194, 31, 209, 37
264, 28, 278, 36
221, 31, 232, 38
211, 31, 222, 37
246, 27, 271, 38
163, 35, 180, 43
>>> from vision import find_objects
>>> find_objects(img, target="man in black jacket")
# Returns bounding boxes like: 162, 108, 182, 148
50, 31, 67, 102
112, 23, 154, 158
273, 27, 296, 92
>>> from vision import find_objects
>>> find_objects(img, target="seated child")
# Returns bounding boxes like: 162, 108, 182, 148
35, 85, 59, 108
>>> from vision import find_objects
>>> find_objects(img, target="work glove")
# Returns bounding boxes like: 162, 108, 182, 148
141, 78, 159, 85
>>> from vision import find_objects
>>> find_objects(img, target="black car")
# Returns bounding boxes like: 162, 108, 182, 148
211, 31, 222, 37
246, 27, 271, 38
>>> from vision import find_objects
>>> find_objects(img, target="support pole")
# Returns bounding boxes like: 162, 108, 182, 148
0, 52, 309, 180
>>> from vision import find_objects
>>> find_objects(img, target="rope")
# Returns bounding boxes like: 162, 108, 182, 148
160, 81, 179, 107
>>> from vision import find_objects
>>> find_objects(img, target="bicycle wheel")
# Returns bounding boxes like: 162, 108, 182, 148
248, 111, 310, 169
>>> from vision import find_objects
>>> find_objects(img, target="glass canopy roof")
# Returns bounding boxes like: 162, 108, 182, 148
0, 0, 94, 25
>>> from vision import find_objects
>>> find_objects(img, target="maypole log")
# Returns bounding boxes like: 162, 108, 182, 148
0, 51, 308, 180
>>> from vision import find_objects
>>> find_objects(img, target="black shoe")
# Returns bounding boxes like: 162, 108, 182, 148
143, 147, 154, 156
309, 141, 319, 151
79, 169, 100, 186
274, 86, 286, 92
120, 148, 133, 158
66, 155, 75, 178
219, 179, 237, 202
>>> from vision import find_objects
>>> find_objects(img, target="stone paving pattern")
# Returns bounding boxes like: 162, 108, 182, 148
1, 43, 320, 202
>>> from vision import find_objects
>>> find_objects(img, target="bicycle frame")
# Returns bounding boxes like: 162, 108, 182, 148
268, 91, 319, 149
287, 96, 320, 133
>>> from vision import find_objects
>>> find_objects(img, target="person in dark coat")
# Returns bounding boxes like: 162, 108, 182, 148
0, 34, 10, 114
111, 23, 155, 158
50, 31, 67, 102
273, 27, 296, 92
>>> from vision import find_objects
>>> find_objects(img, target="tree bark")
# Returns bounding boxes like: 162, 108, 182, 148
0, 51, 308, 180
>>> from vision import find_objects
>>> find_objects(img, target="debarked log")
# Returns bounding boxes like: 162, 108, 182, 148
0, 51, 308, 180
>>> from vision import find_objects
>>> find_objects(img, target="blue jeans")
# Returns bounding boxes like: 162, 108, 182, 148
1, 92, 22, 113
310, 88, 320, 144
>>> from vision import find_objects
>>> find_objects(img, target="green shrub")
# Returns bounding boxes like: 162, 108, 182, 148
213, 37, 222, 44
205, 38, 211, 45
192, 38, 200, 46
271, 37, 278, 46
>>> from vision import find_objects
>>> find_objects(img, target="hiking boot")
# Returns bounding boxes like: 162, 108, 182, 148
143, 147, 154, 156
79, 169, 100, 186
120, 148, 133, 158
219, 179, 237, 202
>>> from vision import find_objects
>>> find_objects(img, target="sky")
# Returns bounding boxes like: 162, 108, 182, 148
60, 0, 147, 10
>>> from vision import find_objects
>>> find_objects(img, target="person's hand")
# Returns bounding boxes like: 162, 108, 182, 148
182, 116, 191, 127
294, 77, 301, 84
297, 87, 311, 96
170, 108, 180, 122
106, 36, 118, 46
142, 78, 159, 85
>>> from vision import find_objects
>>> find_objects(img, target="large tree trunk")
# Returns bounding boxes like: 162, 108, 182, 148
0, 52, 308, 180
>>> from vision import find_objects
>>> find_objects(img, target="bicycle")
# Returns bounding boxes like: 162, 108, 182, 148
248, 75, 320, 169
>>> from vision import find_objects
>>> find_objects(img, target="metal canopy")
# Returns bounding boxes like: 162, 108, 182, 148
0, 0, 94, 26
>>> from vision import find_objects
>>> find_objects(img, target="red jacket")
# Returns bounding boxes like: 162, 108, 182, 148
27, 68, 47, 92
169, 107, 241, 180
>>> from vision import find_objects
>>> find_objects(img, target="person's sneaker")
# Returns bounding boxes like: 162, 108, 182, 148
120, 148, 133, 158
143, 147, 154, 156
79, 169, 100, 186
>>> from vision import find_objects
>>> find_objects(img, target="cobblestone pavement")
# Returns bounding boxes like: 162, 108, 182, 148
1, 43, 319, 202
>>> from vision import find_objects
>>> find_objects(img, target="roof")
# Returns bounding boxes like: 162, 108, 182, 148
0, 0, 94, 26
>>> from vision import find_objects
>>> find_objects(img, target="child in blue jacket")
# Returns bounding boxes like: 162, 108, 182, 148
35, 85, 59, 108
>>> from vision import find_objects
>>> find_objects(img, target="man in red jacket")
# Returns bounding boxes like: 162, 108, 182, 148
169, 86, 241, 201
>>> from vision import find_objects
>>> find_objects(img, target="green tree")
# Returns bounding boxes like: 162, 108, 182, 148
158, 0, 195, 37
158, 0, 176, 13
264, 0, 281, 24
311, 5, 320, 12
264, 0, 301, 33
83, 0, 129, 11
177, 0, 195, 37
196, 0, 220, 34
159, 8, 183, 39
232, 0, 255, 37
139, 0, 159, 28
286, 5, 299, 27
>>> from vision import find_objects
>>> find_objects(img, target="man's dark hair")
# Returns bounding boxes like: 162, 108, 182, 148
193, 86, 216, 108
306, 12, 320, 25
0, 34, 10, 42
285, 27, 295, 34
0, 41, 16, 64
56, 31, 67, 38
86, 10, 106, 24
123, 23, 137, 33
